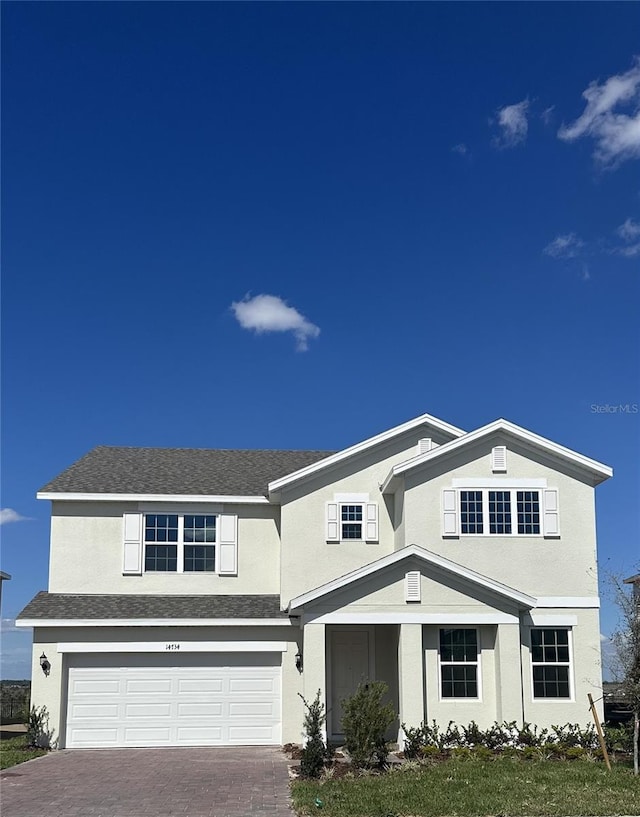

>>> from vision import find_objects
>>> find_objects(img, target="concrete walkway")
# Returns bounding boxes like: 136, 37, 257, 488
1, 746, 292, 817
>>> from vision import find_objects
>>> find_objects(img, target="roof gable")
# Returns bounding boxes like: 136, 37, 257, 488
288, 544, 536, 611
381, 419, 612, 492
268, 412, 465, 495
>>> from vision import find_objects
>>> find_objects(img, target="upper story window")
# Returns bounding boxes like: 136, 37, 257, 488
144, 513, 217, 573
531, 628, 571, 699
341, 505, 363, 539
445, 487, 554, 537
326, 499, 378, 543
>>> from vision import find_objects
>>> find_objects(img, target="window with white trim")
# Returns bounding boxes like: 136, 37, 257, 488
439, 628, 479, 698
531, 628, 571, 699
457, 489, 543, 535
326, 501, 378, 542
341, 504, 363, 539
144, 514, 217, 572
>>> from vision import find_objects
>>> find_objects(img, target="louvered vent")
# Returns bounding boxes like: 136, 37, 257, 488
405, 571, 421, 602
491, 446, 507, 472
418, 438, 433, 455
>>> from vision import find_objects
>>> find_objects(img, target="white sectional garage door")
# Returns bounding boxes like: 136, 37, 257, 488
65, 653, 281, 748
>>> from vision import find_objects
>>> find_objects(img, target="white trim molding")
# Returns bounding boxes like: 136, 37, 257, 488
289, 544, 537, 611
451, 478, 548, 488
381, 418, 612, 494
268, 412, 465, 495
37, 493, 270, 504
57, 641, 288, 653
304, 612, 519, 625
534, 597, 600, 609
529, 614, 578, 627
16, 618, 294, 629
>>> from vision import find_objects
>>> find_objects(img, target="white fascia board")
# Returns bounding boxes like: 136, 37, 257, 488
381, 419, 612, 492
534, 597, 600, 609
304, 612, 519, 625
288, 544, 537, 611
36, 492, 270, 504
16, 618, 293, 628
268, 412, 465, 495
529, 614, 578, 626
58, 641, 288, 653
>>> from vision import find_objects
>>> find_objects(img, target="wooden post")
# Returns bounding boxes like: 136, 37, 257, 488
588, 693, 611, 771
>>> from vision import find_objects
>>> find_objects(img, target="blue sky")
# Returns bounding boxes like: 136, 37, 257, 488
1, 2, 638, 679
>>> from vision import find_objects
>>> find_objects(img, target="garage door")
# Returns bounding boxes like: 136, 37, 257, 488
65, 653, 281, 748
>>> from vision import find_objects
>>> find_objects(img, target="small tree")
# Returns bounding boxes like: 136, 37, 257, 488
298, 690, 328, 779
610, 572, 640, 775
341, 681, 395, 768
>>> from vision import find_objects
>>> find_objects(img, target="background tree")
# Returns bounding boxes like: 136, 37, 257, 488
610, 572, 640, 775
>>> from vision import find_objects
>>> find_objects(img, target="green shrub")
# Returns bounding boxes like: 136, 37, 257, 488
299, 690, 329, 779
402, 723, 426, 759
25, 705, 49, 748
604, 722, 634, 753
341, 681, 395, 768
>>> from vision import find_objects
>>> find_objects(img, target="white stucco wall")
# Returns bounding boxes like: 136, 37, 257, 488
279, 427, 453, 604
401, 438, 599, 599
48, 501, 281, 595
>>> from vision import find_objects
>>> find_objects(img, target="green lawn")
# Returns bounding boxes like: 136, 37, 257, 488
0, 736, 48, 770
291, 758, 640, 817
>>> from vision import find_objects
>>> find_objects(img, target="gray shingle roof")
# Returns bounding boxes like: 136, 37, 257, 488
39, 446, 334, 496
18, 592, 289, 620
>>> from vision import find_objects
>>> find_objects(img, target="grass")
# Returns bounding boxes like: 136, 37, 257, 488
291, 758, 640, 816
0, 736, 48, 770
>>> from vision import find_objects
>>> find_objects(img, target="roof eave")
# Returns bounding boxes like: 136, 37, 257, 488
37, 492, 271, 504
268, 412, 466, 496
385, 419, 612, 487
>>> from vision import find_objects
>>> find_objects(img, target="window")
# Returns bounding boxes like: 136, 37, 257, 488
460, 491, 483, 534
341, 504, 363, 539
326, 501, 378, 542
439, 628, 479, 698
517, 491, 540, 534
458, 489, 542, 536
144, 513, 217, 573
531, 628, 571, 699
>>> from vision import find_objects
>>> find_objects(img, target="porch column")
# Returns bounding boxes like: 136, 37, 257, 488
302, 622, 327, 742
398, 623, 424, 743
495, 623, 524, 723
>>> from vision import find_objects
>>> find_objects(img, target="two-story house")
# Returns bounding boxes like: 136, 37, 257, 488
17, 412, 611, 749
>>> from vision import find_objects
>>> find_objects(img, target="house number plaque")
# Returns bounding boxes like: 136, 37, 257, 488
165, 643, 181, 651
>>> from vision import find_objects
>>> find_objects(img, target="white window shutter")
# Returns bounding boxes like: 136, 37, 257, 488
405, 571, 421, 602
442, 489, 459, 537
326, 502, 339, 542
122, 512, 143, 575
418, 438, 433, 455
492, 446, 507, 472
543, 489, 560, 537
365, 503, 378, 542
218, 514, 238, 575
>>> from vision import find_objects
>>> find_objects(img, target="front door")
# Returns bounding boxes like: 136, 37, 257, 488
330, 630, 370, 736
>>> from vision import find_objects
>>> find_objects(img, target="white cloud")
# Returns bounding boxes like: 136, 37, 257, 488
541, 106, 555, 126
231, 294, 320, 352
451, 143, 468, 156
617, 217, 640, 241
614, 242, 640, 258
492, 99, 530, 148
558, 57, 640, 167
1, 618, 19, 633
0, 508, 27, 526
543, 233, 585, 259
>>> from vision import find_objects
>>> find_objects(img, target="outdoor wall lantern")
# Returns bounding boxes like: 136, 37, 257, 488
39, 652, 51, 676
295, 648, 303, 673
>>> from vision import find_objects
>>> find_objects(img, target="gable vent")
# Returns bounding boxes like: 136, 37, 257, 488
418, 438, 433, 455
405, 571, 421, 602
491, 446, 507, 472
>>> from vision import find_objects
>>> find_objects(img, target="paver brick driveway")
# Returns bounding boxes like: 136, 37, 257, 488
1, 747, 292, 817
